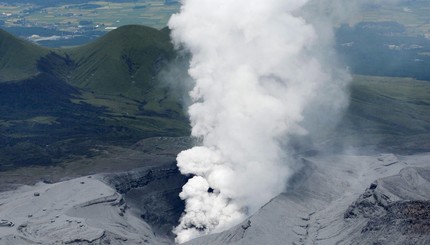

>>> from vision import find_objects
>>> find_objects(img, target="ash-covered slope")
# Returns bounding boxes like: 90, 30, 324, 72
343, 167, 430, 244
0, 176, 170, 245
186, 153, 430, 245
0, 136, 193, 244
1, 153, 428, 244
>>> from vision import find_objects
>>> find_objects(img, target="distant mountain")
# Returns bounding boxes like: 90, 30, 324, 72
0, 25, 189, 171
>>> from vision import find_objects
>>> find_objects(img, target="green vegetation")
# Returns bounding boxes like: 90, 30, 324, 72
0, 25, 189, 171
362, 1, 430, 37
0, 0, 179, 32
338, 75, 430, 153
65, 25, 188, 138
67, 25, 174, 98
0, 28, 49, 81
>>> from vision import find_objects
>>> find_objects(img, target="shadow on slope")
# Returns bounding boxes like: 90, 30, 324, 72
0, 25, 190, 171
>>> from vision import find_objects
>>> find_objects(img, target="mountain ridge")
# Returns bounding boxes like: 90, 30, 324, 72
66, 25, 175, 98
0, 28, 49, 82
0, 25, 190, 171
0, 25, 175, 98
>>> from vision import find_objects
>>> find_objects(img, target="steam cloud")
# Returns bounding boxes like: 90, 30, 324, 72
169, 0, 355, 243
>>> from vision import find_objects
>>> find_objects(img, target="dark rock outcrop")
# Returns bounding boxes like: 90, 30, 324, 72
344, 166, 430, 244
99, 163, 188, 239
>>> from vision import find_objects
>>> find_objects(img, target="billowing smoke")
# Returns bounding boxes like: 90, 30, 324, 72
169, 0, 353, 243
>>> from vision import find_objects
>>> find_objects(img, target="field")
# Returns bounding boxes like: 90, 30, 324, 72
2, 1, 430, 37
361, 1, 430, 37
29, 1, 179, 30
0, 0, 179, 32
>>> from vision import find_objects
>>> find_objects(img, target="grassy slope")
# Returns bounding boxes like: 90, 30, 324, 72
66, 25, 174, 98
0, 25, 189, 171
64, 25, 188, 136
0, 28, 49, 81
0, 25, 184, 116
338, 75, 430, 153
57, 25, 183, 114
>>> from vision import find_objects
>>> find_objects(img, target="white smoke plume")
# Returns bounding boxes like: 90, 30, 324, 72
168, 0, 356, 243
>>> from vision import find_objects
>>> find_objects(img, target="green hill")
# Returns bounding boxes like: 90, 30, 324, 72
0, 25, 189, 171
0, 28, 49, 81
67, 25, 173, 97
65, 25, 184, 117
